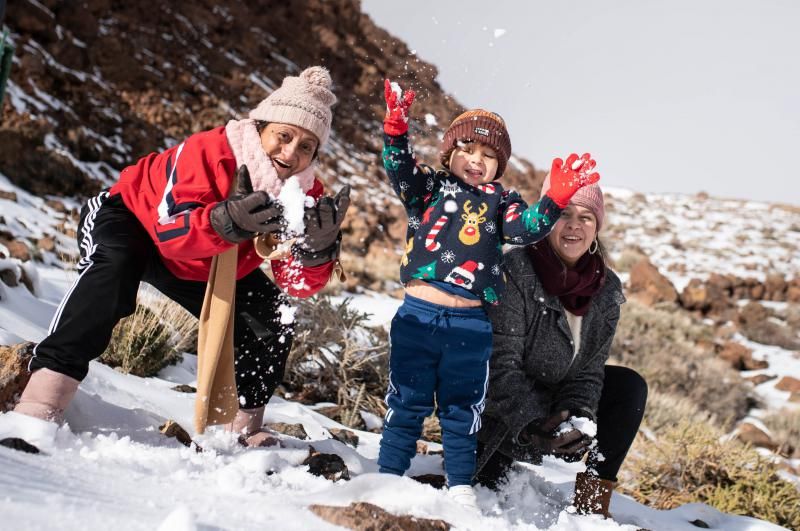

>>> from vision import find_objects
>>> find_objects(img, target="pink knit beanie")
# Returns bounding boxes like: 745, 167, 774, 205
249, 66, 337, 147
569, 184, 605, 231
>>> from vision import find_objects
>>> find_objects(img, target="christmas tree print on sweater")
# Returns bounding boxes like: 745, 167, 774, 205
383, 132, 562, 303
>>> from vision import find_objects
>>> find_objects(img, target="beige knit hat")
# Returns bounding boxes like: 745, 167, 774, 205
249, 66, 337, 147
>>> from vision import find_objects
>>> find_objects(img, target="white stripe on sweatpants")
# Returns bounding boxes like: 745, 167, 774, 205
469, 358, 491, 435
47, 190, 109, 335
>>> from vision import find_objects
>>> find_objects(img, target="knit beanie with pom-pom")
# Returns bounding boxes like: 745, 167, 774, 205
249, 66, 337, 147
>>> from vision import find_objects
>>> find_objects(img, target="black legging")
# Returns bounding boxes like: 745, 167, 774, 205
476, 365, 648, 487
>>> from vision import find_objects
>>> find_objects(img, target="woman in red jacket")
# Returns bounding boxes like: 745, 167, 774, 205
13, 66, 350, 446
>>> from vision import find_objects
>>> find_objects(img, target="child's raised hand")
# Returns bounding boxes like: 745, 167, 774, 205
545, 153, 600, 208
383, 79, 416, 136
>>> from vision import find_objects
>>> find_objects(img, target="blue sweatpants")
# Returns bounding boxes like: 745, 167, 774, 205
378, 294, 492, 486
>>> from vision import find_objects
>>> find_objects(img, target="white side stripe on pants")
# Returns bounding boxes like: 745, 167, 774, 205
47, 190, 109, 335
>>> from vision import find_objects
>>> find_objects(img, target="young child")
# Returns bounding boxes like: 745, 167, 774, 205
377, 79, 600, 508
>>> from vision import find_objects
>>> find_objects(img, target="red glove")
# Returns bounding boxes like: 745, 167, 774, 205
383, 78, 416, 136
546, 153, 601, 208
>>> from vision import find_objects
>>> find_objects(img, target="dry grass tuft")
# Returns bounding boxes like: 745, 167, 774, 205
622, 419, 800, 530
285, 295, 389, 429
100, 288, 196, 377
760, 408, 800, 458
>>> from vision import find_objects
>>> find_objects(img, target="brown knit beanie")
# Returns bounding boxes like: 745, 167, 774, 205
249, 66, 337, 147
570, 184, 605, 231
439, 109, 512, 179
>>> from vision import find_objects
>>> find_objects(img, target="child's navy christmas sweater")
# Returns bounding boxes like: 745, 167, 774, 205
382, 132, 562, 304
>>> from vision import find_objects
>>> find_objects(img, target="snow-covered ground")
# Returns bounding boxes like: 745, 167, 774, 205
1, 177, 796, 529
0, 285, 787, 531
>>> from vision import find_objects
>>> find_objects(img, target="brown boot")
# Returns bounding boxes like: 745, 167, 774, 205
573, 470, 615, 518
225, 406, 279, 447
13, 368, 80, 424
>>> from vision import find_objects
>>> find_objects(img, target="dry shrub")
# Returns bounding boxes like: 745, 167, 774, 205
100, 288, 197, 377
640, 389, 713, 434
285, 295, 389, 429
614, 247, 648, 273
739, 302, 800, 351
610, 300, 751, 429
622, 420, 800, 530
761, 409, 800, 458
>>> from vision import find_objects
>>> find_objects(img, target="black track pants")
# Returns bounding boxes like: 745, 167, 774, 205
30, 192, 293, 408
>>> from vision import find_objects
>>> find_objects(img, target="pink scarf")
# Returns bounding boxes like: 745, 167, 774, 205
224, 119, 316, 196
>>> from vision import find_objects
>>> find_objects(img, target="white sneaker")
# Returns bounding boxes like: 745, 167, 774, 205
448, 485, 479, 510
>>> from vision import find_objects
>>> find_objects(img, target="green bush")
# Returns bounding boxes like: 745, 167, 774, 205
100, 290, 196, 377
623, 419, 800, 530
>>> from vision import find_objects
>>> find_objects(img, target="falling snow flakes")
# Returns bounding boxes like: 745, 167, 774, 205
494, 29, 507, 38
425, 114, 438, 126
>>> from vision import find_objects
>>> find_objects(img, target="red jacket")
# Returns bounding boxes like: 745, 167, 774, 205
109, 126, 334, 297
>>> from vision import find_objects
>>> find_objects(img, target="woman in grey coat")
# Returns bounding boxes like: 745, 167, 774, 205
475, 183, 647, 518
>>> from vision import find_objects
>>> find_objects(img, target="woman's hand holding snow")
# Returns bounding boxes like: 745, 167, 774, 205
546, 153, 601, 208
210, 165, 284, 244
517, 410, 594, 456
383, 79, 416, 136
294, 185, 351, 266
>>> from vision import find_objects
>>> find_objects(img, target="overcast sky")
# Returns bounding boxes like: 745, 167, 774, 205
362, 0, 800, 205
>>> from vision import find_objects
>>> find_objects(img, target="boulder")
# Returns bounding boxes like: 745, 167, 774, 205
309, 502, 450, 531
716, 342, 768, 371
775, 376, 800, 394
628, 258, 678, 306
736, 422, 779, 452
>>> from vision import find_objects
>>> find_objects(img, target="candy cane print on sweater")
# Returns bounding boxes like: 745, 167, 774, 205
505, 201, 522, 222
477, 183, 496, 195
425, 215, 448, 251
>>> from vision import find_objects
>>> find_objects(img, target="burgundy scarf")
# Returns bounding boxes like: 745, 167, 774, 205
527, 239, 606, 316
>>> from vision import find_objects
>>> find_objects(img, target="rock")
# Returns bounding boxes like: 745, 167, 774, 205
265, 422, 308, 440
329, 427, 359, 448
303, 446, 350, 481
412, 474, 446, 490
628, 259, 678, 306
0, 437, 40, 454
716, 342, 768, 371
735, 422, 779, 452
4, 240, 31, 262
0, 268, 18, 288
309, 502, 450, 531
36, 236, 56, 253
764, 273, 787, 301
744, 374, 776, 385
416, 440, 429, 455
680, 277, 732, 314
159, 420, 202, 452
774, 376, 800, 393
0, 191, 17, 201
0, 342, 35, 412
170, 384, 196, 393
45, 199, 68, 213
790, 392, 800, 403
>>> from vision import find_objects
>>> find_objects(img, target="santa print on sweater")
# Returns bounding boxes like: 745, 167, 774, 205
382, 132, 562, 304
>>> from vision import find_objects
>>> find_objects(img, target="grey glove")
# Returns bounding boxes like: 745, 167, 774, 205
294, 185, 351, 266
518, 410, 593, 456
210, 165, 284, 244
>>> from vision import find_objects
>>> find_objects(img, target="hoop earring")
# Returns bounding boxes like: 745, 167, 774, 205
589, 239, 599, 255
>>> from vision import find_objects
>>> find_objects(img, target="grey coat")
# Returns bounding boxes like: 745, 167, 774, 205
477, 246, 625, 471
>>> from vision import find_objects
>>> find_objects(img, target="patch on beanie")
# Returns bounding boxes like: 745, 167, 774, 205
474, 127, 490, 137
